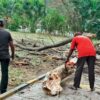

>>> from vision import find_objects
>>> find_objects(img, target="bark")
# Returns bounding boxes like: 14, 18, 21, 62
15, 38, 72, 51
42, 64, 75, 96
15, 35, 100, 55
37, 38, 72, 51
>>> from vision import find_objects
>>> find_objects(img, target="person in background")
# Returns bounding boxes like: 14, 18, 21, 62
0, 19, 15, 94
65, 32, 96, 91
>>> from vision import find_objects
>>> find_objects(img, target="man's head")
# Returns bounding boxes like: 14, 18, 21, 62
0, 19, 4, 27
74, 32, 83, 37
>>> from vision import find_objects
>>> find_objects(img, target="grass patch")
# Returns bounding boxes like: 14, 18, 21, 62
9, 66, 24, 87
11, 31, 66, 45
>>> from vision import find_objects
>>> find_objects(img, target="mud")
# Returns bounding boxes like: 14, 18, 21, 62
7, 73, 100, 100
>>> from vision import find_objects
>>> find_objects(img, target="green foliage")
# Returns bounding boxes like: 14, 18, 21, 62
71, 0, 100, 34
42, 9, 66, 33
0, 0, 99, 37
0, 0, 45, 32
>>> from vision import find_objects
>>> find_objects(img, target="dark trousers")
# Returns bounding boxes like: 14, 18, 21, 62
0, 59, 10, 93
74, 56, 95, 89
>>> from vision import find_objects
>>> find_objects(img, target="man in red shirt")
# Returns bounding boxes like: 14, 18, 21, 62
66, 32, 96, 91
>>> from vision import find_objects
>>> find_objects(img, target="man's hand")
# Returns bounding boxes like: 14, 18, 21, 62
65, 59, 69, 70
64, 49, 74, 70
65, 59, 69, 64
9, 41, 15, 61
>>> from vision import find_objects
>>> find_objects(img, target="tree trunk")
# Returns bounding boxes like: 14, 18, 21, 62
42, 64, 74, 96
15, 38, 72, 51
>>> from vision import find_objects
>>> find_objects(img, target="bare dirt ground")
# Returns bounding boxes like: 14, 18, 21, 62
7, 68, 100, 100
7, 48, 100, 100
3, 32, 100, 99
8, 46, 65, 89
8, 32, 67, 89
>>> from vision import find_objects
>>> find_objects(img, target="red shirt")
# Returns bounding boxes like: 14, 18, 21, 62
70, 36, 96, 58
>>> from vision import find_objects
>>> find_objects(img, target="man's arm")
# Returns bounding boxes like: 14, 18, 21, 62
66, 37, 76, 62
65, 37, 76, 69
65, 49, 74, 70
66, 49, 74, 62
9, 41, 15, 60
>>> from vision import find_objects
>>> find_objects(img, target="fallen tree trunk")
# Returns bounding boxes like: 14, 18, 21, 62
42, 56, 100, 96
15, 38, 72, 51
37, 38, 72, 51
35, 34, 97, 52
15, 34, 100, 55
42, 62, 75, 96
15, 40, 100, 55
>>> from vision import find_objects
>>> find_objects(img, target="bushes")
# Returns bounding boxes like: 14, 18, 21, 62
71, 0, 100, 37
42, 9, 67, 33
0, 0, 99, 37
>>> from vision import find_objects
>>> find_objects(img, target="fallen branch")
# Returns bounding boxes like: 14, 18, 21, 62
28, 52, 48, 56
15, 38, 72, 51
37, 38, 72, 51
15, 34, 100, 56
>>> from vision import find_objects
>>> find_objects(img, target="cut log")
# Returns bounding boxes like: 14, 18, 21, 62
12, 59, 30, 66
42, 58, 76, 96
42, 56, 100, 96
